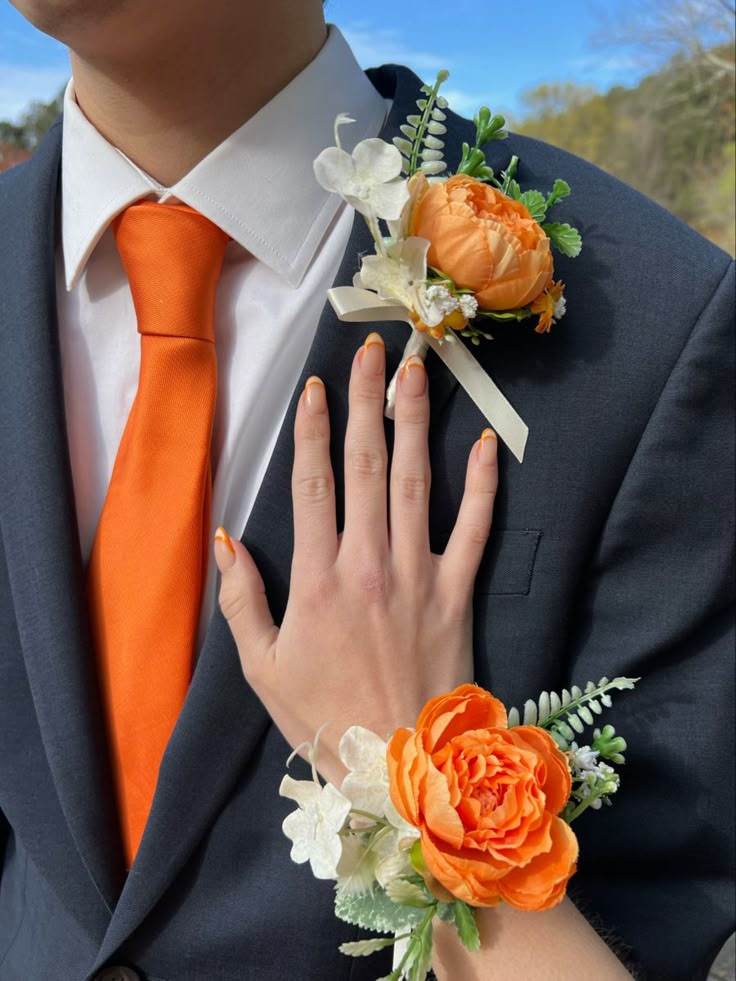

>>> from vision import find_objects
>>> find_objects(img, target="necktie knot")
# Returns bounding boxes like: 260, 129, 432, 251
114, 201, 229, 342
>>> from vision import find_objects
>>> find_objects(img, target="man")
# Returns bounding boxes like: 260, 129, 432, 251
0, 1, 733, 979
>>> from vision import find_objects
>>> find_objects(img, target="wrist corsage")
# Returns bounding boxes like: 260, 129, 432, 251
281, 678, 637, 980
314, 71, 583, 463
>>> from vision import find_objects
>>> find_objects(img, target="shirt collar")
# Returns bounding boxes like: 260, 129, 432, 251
60, 26, 386, 290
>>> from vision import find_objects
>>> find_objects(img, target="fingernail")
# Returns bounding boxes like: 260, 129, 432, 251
399, 355, 427, 395
360, 332, 385, 375
304, 376, 326, 413
214, 526, 236, 570
479, 428, 497, 462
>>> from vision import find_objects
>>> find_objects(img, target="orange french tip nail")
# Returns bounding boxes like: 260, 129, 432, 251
364, 331, 384, 348
214, 526, 235, 555
481, 428, 496, 441
401, 355, 425, 375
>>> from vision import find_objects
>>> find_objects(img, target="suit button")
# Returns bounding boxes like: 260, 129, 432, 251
94, 969, 140, 981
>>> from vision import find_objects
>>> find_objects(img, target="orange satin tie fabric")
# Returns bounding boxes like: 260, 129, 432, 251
87, 202, 229, 865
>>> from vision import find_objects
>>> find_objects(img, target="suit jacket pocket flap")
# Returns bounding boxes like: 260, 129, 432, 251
475, 529, 542, 596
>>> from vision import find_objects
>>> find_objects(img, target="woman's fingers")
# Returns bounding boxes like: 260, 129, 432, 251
214, 528, 278, 672
291, 377, 338, 576
440, 429, 498, 594
342, 333, 389, 555
390, 356, 431, 568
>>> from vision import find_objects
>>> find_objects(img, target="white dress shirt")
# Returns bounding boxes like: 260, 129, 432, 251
57, 26, 387, 648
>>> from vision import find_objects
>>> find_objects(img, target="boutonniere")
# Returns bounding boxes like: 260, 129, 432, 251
281, 678, 636, 981
314, 71, 582, 463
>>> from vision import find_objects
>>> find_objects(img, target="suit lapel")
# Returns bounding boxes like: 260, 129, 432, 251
0, 122, 125, 927
96, 64, 464, 958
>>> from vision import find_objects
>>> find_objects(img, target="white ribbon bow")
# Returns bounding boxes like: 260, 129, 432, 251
328, 286, 529, 464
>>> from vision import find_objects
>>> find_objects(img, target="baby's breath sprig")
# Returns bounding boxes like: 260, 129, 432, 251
393, 70, 450, 178
563, 751, 621, 823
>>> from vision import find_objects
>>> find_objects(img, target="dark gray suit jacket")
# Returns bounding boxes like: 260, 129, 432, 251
0, 64, 733, 981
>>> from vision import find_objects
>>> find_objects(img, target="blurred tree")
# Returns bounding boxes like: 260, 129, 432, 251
593, 0, 735, 77
0, 88, 63, 152
517, 35, 735, 254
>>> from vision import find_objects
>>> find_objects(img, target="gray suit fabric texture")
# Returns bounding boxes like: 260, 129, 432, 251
0, 63, 733, 981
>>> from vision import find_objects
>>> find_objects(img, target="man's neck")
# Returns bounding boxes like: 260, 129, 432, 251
69, 5, 327, 187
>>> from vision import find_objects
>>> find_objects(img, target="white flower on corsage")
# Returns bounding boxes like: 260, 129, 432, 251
314, 114, 409, 245
357, 239, 444, 331
280, 774, 351, 879
338, 726, 419, 836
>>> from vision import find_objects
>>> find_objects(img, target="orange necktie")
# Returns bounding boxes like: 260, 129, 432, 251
87, 201, 229, 865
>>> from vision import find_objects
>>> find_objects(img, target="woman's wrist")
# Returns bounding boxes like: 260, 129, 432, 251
432, 898, 633, 981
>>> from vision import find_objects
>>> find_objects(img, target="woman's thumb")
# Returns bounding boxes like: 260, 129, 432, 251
214, 526, 277, 668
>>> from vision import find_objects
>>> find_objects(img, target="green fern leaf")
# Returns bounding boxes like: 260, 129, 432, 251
538, 691, 551, 721
523, 699, 538, 725
579, 706, 594, 725
555, 721, 575, 743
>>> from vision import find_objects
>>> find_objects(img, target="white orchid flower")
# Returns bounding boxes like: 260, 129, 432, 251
280, 774, 351, 880
314, 117, 409, 225
338, 726, 394, 819
357, 237, 444, 328
338, 726, 422, 836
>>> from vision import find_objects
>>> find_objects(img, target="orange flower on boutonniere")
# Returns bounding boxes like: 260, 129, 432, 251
386, 684, 578, 911
409, 174, 553, 312
531, 279, 567, 334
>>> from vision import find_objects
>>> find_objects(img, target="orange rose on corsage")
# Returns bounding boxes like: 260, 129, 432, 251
387, 684, 577, 911
281, 677, 637, 979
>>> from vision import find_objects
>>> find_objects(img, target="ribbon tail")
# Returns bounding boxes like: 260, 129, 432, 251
425, 334, 528, 464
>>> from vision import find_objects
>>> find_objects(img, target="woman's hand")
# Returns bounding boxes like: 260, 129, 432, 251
213, 331, 498, 784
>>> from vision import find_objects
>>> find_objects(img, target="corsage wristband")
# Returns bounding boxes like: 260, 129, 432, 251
280, 678, 637, 981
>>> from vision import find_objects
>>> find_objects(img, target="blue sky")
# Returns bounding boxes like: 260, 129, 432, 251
0, 0, 644, 124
